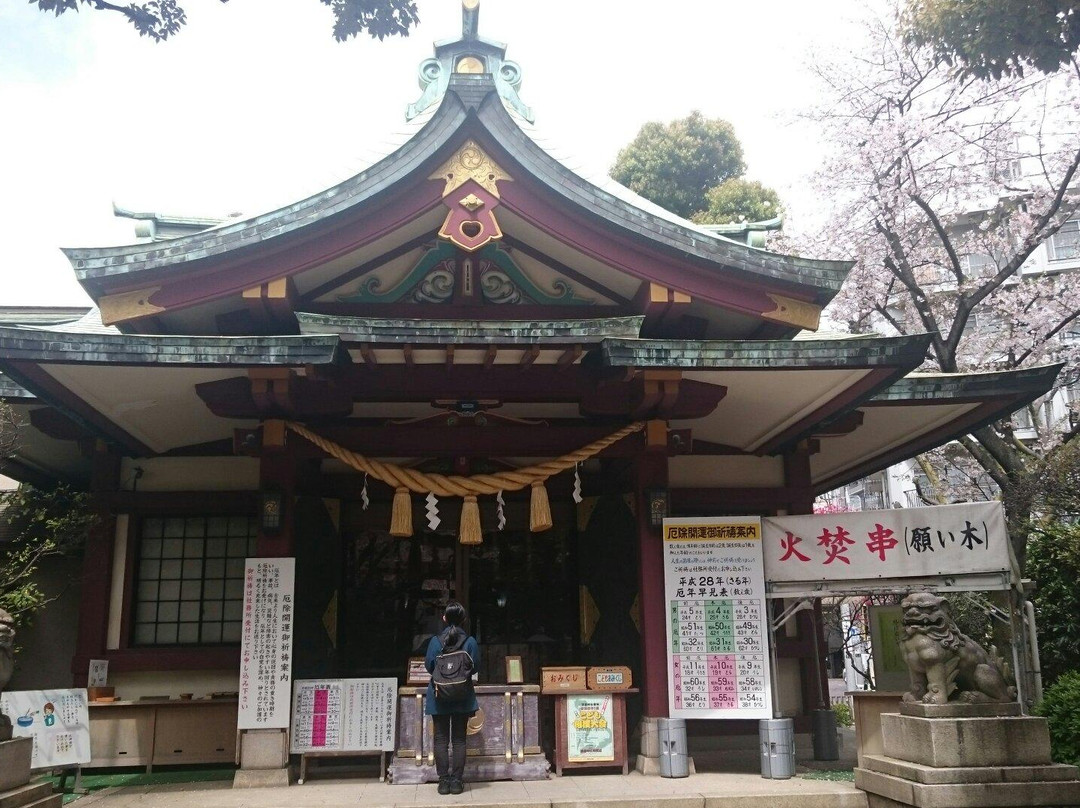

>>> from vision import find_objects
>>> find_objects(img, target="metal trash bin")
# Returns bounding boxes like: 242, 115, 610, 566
759, 718, 795, 779
658, 717, 689, 778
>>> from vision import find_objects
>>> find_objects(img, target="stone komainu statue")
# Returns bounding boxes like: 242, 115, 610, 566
899, 592, 1016, 705
0, 608, 14, 740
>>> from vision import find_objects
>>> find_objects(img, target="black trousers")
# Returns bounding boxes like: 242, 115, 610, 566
432, 712, 470, 780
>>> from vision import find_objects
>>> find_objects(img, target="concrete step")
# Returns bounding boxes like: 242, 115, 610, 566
0, 782, 52, 808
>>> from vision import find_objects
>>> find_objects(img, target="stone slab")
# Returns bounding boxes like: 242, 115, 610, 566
21, 795, 60, 808
0, 738, 32, 792
863, 754, 1080, 785
0, 782, 51, 808
899, 702, 1022, 719
231, 768, 291, 789
856, 766, 1080, 807
881, 713, 1052, 768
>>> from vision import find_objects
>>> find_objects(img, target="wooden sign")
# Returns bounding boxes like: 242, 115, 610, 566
407, 658, 430, 685
541, 666, 586, 692
587, 666, 632, 691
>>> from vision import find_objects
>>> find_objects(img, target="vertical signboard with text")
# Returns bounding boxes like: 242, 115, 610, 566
663, 517, 772, 720
238, 557, 295, 730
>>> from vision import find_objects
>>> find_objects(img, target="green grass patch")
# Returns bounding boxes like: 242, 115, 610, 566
800, 769, 855, 781
44, 766, 235, 803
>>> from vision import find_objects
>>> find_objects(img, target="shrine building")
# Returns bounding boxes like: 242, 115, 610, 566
0, 2, 1059, 756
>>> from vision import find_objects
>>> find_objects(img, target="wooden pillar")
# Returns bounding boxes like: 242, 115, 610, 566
72, 441, 120, 685
256, 420, 295, 558
636, 421, 669, 717
783, 440, 829, 708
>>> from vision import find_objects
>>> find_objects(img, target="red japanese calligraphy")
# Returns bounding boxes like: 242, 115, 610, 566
779, 531, 811, 562
866, 523, 898, 561
817, 526, 854, 565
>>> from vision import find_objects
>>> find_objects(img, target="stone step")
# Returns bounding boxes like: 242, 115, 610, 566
856, 765, 1080, 807
0, 782, 53, 808
23, 796, 62, 808
863, 754, 1080, 785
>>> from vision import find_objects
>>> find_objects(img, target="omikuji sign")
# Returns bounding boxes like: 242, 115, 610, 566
761, 502, 1011, 583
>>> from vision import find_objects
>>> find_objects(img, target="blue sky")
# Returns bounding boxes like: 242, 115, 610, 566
0, 0, 853, 305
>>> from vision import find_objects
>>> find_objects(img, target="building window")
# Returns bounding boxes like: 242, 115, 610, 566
133, 515, 258, 646
959, 253, 996, 278
1048, 219, 1080, 261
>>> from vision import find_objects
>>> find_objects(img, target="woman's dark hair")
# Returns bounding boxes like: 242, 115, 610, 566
444, 601, 466, 627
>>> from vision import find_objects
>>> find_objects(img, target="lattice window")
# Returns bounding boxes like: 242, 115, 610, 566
132, 515, 257, 646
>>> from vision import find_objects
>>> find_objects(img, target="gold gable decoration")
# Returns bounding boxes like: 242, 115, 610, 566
430, 140, 512, 198
283, 420, 643, 544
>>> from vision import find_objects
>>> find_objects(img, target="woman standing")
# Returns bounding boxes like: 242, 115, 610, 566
425, 601, 480, 795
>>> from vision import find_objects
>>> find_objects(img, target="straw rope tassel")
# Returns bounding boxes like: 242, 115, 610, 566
459, 495, 483, 545
390, 487, 413, 537
530, 481, 553, 533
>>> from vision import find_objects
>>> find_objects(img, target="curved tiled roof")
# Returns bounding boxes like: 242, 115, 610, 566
65, 76, 851, 306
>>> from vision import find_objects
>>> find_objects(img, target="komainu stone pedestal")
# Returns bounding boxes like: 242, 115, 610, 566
0, 737, 60, 808
855, 707, 1080, 807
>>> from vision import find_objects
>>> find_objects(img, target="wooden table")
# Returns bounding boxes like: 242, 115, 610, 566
87, 698, 237, 772
547, 689, 637, 776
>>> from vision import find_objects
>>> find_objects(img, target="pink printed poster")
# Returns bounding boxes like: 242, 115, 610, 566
663, 517, 772, 719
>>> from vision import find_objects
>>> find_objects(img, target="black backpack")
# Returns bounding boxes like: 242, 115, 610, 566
432, 629, 475, 702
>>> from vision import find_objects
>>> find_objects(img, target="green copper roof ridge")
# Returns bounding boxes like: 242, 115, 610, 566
601, 333, 931, 367
0, 325, 343, 365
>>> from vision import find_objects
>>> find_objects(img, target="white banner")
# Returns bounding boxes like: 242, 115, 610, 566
238, 557, 295, 730
663, 517, 772, 720
290, 678, 397, 753
762, 502, 1011, 584
1, 689, 90, 768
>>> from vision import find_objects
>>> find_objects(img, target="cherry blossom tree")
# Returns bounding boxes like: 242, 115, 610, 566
800, 4, 1080, 566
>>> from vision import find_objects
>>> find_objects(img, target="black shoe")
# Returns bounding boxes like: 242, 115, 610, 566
449, 778, 464, 795
437, 777, 451, 795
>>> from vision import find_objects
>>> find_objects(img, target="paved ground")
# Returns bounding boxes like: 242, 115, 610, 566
66, 771, 865, 808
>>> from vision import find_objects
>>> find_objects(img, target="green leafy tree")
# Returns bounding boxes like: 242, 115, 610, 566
903, 0, 1080, 79
1027, 521, 1080, 685
30, 0, 420, 42
611, 112, 749, 220
691, 178, 781, 225
0, 484, 98, 625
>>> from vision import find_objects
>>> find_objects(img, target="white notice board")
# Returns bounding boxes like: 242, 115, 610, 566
238, 557, 295, 730
762, 502, 1012, 584
663, 517, 772, 720
290, 678, 397, 753
1, 689, 90, 768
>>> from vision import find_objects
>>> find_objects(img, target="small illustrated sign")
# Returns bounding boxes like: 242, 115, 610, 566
290, 678, 397, 753
762, 502, 1011, 583
1, 689, 90, 768
238, 558, 295, 730
663, 517, 772, 720
587, 666, 632, 691
566, 694, 615, 762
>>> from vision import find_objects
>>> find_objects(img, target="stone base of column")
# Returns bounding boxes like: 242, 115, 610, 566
634, 716, 696, 777
0, 737, 32, 792
232, 728, 290, 789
